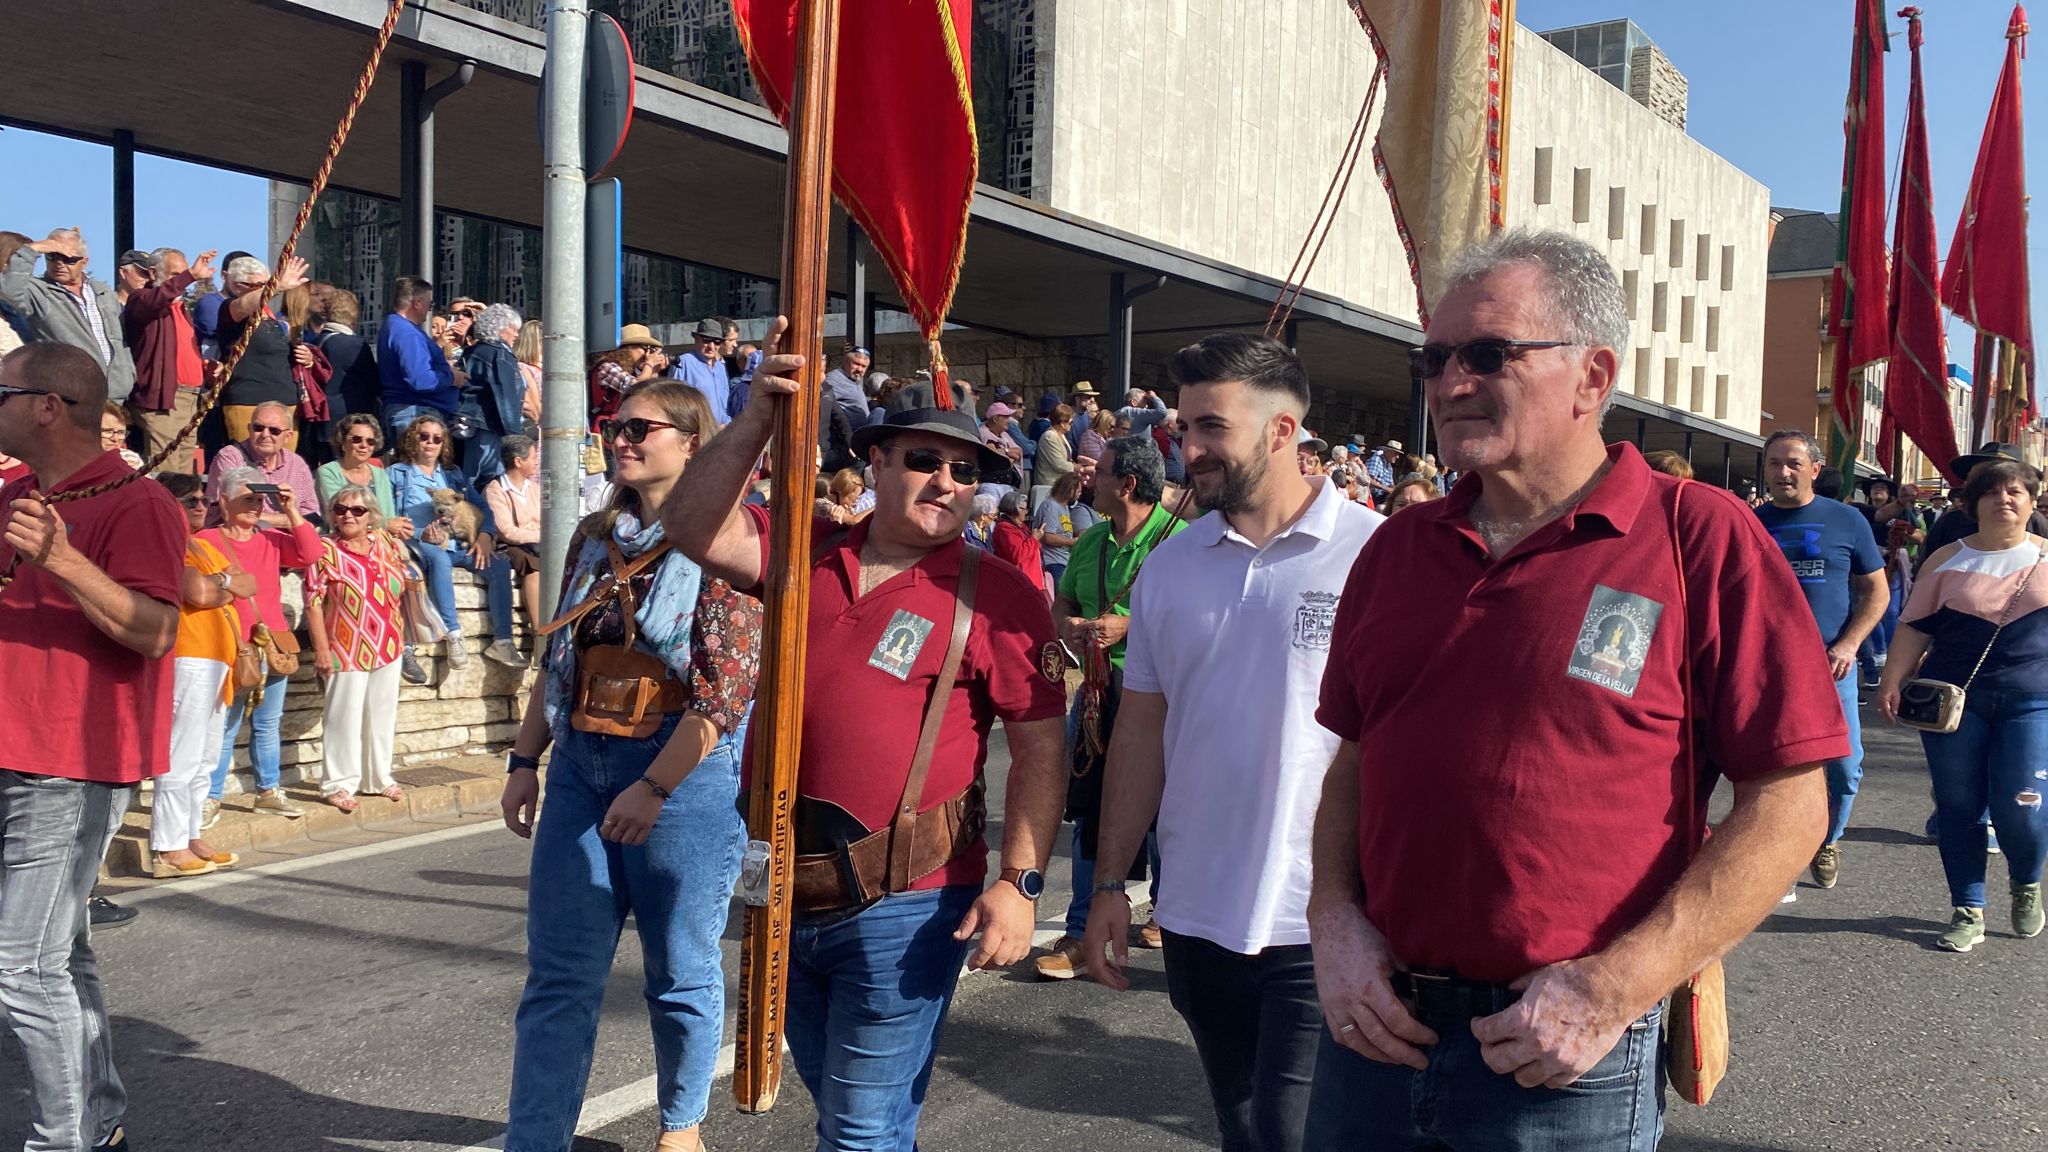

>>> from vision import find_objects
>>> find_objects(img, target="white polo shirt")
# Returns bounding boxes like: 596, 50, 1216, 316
1123, 476, 1383, 953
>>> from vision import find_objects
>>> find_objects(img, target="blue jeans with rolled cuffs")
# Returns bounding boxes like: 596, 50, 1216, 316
504, 711, 748, 1150
786, 883, 980, 1152
1303, 1002, 1666, 1152
210, 673, 290, 799
409, 538, 515, 642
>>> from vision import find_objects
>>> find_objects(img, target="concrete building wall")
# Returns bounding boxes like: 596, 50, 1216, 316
1506, 27, 1770, 434
1033, 0, 1421, 324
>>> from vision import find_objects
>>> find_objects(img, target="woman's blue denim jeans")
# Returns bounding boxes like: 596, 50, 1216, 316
504, 712, 747, 1150
1921, 687, 2048, 907
786, 883, 979, 1152
209, 674, 290, 799
409, 539, 514, 641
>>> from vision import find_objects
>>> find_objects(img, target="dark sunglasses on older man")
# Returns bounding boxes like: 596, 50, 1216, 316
895, 446, 979, 485
249, 422, 288, 437
1409, 338, 1572, 380
602, 417, 679, 445
45, 253, 84, 267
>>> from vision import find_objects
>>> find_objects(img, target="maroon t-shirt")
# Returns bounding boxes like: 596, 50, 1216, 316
743, 505, 1065, 889
0, 451, 187, 784
1317, 444, 1849, 981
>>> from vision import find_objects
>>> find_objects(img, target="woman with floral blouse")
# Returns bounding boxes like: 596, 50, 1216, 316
497, 381, 762, 1152
305, 483, 412, 811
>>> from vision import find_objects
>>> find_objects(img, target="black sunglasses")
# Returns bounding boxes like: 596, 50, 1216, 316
896, 446, 980, 485
45, 253, 84, 266
249, 423, 288, 436
330, 505, 372, 518
1410, 338, 1572, 380
0, 385, 79, 405
603, 417, 680, 445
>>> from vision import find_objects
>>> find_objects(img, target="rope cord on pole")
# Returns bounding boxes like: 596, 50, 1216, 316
0, 0, 409, 590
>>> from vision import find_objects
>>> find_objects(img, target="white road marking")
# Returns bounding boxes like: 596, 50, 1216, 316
115, 819, 503, 905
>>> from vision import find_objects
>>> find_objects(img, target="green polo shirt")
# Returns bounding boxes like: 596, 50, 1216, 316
1057, 502, 1186, 668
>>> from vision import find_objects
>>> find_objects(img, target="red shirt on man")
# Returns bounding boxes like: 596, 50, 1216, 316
743, 506, 1066, 889
0, 451, 187, 784
1317, 444, 1847, 982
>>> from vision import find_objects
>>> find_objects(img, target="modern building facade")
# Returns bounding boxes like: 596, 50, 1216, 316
1538, 19, 1688, 131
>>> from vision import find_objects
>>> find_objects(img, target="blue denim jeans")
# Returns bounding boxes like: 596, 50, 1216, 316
210, 674, 290, 799
382, 401, 447, 448
0, 772, 134, 1152
1859, 582, 1904, 683
504, 713, 748, 1150
462, 427, 505, 488
1824, 668, 1865, 846
1303, 1003, 1666, 1152
1921, 688, 2048, 908
409, 539, 514, 641
1063, 820, 1162, 937
786, 883, 979, 1152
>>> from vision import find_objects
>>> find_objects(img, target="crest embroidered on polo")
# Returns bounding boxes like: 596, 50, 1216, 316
1039, 641, 1063, 684
1292, 590, 1339, 652
869, 610, 936, 680
1567, 584, 1664, 698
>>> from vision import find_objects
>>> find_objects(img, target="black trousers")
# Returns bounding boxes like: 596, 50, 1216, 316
1162, 929, 1324, 1152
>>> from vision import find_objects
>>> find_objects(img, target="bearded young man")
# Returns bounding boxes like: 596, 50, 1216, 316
1081, 333, 1383, 1152
663, 319, 1068, 1150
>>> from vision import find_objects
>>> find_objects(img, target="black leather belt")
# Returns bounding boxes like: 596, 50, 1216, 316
1392, 970, 1522, 1018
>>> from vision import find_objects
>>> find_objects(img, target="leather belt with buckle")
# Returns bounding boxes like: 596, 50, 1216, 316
1392, 969, 1522, 1019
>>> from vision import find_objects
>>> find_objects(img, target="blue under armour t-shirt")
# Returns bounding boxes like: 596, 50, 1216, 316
1755, 497, 1884, 644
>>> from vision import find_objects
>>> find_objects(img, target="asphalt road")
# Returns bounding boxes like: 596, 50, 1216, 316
3, 708, 2043, 1151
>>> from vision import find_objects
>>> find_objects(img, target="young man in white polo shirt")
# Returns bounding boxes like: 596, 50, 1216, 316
1082, 333, 1383, 1152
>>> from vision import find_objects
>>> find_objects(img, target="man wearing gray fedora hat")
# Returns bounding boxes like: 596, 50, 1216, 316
667, 317, 734, 426
663, 318, 1069, 1149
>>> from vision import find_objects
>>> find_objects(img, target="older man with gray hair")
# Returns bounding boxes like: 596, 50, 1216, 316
0, 228, 137, 402
1306, 230, 1847, 1148
122, 246, 219, 473
214, 253, 312, 448
204, 400, 320, 526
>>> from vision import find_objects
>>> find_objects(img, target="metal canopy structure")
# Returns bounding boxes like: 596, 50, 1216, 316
3, 0, 1766, 483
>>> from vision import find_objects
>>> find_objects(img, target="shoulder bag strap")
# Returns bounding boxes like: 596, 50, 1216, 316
887, 545, 982, 891
1095, 529, 1113, 617
1959, 546, 2043, 693
534, 535, 674, 639
1667, 480, 1702, 857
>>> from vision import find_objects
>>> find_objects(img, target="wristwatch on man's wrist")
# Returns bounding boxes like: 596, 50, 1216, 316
1000, 867, 1045, 901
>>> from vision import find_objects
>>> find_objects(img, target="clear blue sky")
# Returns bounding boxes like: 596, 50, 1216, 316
1, 2, 2040, 337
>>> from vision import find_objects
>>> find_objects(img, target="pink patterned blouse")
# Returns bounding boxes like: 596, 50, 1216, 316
307, 536, 408, 672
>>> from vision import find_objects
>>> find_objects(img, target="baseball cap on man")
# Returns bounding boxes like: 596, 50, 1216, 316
117, 250, 152, 271
985, 402, 1017, 419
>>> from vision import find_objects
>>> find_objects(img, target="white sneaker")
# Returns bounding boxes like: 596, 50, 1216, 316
444, 636, 470, 667
484, 639, 524, 668
1781, 886, 1799, 904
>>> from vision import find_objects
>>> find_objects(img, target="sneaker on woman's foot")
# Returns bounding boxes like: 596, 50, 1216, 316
484, 639, 524, 668
1810, 843, 1842, 889
1937, 906, 1986, 953
253, 789, 304, 819
201, 797, 222, 830
401, 649, 428, 685
443, 636, 470, 668
2012, 883, 2044, 939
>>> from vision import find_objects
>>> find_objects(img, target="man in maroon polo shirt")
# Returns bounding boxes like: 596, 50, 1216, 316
0, 342, 184, 1152
663, 320, 1068, 1150
1304, 231, 1843, 1151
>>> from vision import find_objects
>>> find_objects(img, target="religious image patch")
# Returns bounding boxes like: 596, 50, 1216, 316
1292, 590, 1339, 652
1566, 584, 1664, 698
868, 610, 935, 681
1040, 641, 1064, 684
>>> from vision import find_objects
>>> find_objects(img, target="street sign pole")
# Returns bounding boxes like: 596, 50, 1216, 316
538, 0, 589, 621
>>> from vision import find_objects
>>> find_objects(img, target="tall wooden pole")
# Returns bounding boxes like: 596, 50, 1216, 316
735, 0, 839, 1115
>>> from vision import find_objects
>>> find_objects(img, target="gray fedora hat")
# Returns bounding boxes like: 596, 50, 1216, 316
690, 318, 727, 341
851, 406, 1009, 474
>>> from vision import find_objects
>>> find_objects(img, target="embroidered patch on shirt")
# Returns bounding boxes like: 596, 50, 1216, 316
1040, 640, 1064, 684
869, 610, 936, 680
1566, 584, 1664, 698
1292, 590, 1340, 652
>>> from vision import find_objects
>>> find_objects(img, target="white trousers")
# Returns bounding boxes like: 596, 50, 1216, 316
320, 660, 403, 796
156, 657, 228, 850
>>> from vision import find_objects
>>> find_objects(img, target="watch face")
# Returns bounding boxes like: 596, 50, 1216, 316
1018, 869, 1044, 899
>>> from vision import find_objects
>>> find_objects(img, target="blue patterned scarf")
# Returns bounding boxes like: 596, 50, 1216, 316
542, 509, 703, 737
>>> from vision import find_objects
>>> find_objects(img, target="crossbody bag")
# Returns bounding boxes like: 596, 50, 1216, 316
536, 537, 687, 739
1896, 547, 2042, 733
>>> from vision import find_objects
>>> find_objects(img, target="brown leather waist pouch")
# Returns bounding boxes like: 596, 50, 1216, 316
791, 780, 988, 914
571, 643, 688, 739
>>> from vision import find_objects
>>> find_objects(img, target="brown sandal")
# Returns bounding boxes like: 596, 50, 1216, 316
325, 791, 359, 813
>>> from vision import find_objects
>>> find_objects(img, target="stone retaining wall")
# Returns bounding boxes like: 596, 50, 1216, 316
217, 571, 537, 795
